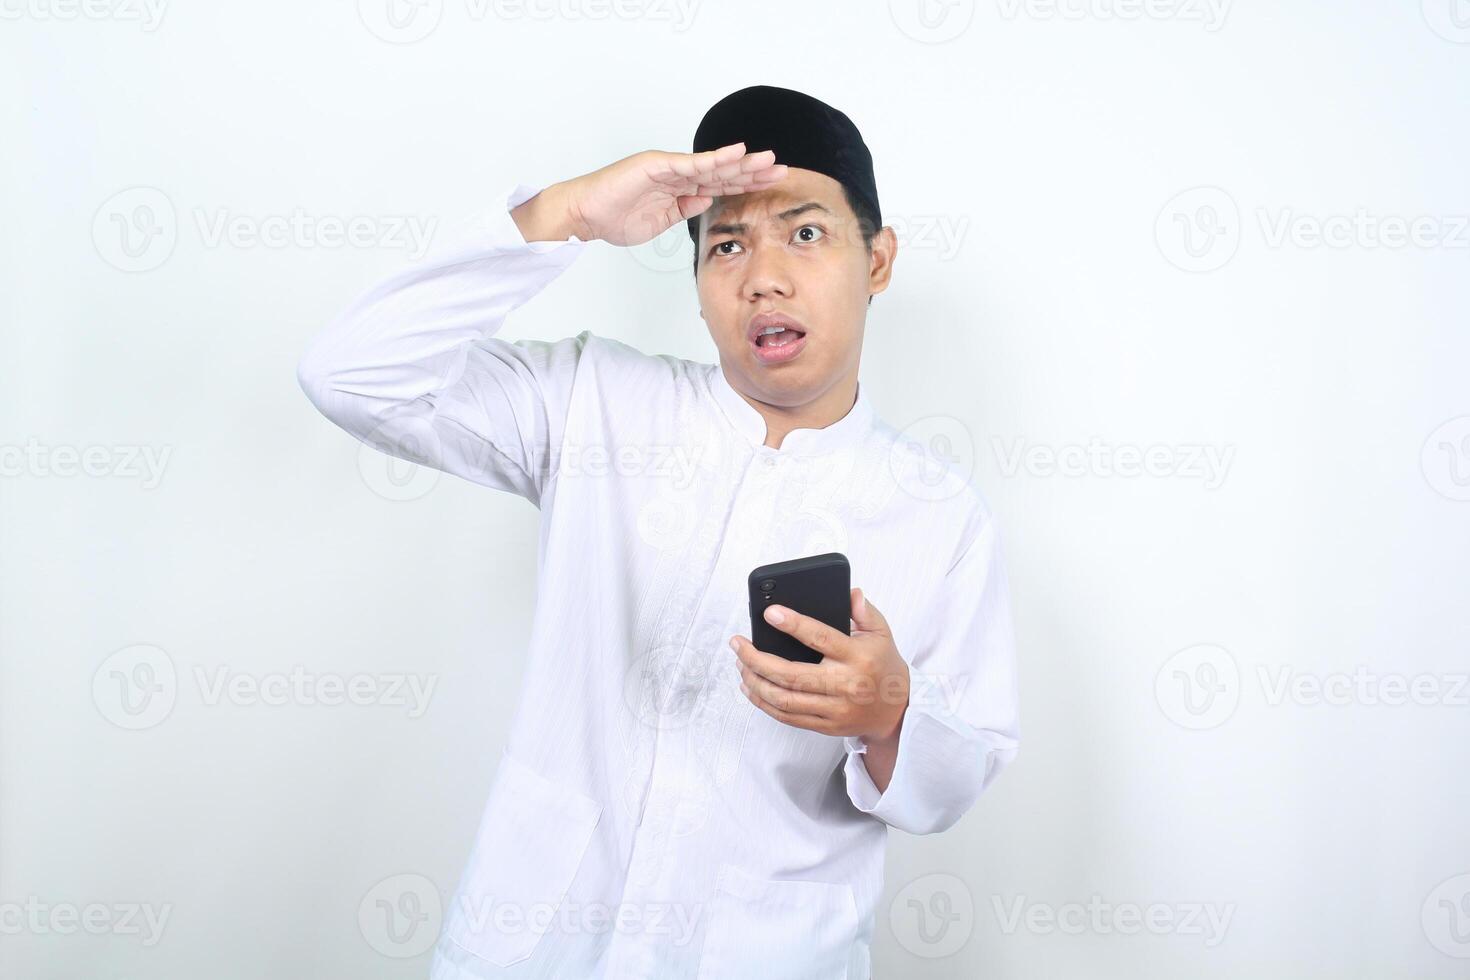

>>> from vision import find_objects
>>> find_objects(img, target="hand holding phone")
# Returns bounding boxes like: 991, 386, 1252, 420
748, 552, 851, 664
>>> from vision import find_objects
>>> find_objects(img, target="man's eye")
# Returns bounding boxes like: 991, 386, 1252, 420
712, 240, 741, 257
793, 224, 826, 244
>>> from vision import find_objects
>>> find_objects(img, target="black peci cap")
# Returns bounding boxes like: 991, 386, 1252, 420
688, 85, 881, 243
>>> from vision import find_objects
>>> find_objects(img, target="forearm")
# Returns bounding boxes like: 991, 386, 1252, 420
509, 181, 587, 244
859, 721, 902, 793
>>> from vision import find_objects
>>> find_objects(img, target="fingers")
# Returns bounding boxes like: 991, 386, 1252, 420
665, 142, 747, 178
849, 587, 890, 637
739, 665, 833, 719
662, 146, 786, 193
680, 163, 786, 196
687, 170, 785, 198
730, 635, 835, 692
760, 604, 852, 661
687, 177, 781, 199
706, 153, 775, 182
676, 195, 715, 220
743, 688, 834, 734
729, 631, 834, 731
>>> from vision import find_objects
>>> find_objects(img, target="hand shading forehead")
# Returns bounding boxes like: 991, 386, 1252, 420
705, 169, 852, 233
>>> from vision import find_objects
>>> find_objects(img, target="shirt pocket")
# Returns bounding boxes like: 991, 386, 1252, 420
444, 751, 602, 967
695, 863, 860, 980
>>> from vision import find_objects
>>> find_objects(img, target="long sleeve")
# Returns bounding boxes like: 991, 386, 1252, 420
296, 183, 591, 507
842, 509, 1021, 835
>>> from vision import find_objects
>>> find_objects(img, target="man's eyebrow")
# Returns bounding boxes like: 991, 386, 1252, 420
705, 202, 833, 238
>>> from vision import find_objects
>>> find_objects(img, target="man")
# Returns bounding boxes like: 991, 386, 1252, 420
297, 84, 1019, 979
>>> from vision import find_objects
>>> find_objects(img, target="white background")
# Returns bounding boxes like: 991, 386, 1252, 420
3, 1, 1469, 977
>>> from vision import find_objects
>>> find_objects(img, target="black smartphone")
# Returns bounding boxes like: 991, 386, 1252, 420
748, 552, 851, 664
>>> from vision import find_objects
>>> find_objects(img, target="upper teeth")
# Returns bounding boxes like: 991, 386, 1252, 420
759, 325, 787, 336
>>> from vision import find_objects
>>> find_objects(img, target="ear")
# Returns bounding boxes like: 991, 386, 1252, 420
867, 225, 897, 299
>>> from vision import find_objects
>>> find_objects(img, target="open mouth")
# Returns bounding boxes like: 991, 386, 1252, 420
747, 312, 808, 364
753, 325, 806, 349
750, 324, 807, 364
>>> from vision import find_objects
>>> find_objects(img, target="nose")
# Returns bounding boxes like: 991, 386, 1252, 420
740, 240, 793, 301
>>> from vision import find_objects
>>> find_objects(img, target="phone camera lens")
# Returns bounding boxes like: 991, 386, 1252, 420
759, 579, 776, 592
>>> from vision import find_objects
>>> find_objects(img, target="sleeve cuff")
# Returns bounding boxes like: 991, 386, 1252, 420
842, 668, 1005, 835
482, 183, 590, 252
842, 660, 928, 813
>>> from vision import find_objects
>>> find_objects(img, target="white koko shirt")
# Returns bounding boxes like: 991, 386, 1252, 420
297, 183, 1020, 980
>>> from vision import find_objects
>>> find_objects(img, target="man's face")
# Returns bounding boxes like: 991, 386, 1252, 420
696, 167, 894, 410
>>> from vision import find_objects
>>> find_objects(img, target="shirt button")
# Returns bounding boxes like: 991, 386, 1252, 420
763, 456, 778, 468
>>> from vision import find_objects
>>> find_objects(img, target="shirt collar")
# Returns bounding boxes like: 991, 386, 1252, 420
708, 362, 875, 456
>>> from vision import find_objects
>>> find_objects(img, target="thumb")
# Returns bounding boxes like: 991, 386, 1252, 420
850, 587, 888, 635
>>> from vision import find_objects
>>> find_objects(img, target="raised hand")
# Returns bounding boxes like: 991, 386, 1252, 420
516, 143, 788, 247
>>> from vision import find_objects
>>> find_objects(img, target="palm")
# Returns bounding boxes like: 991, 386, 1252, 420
574, 143, 787, 247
